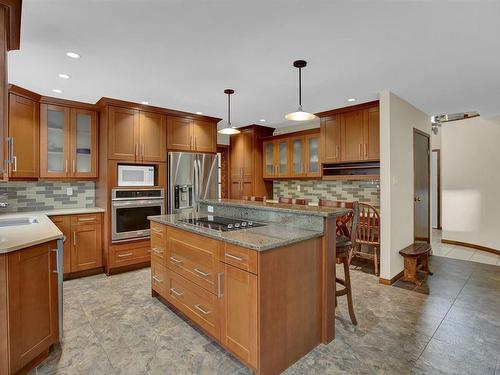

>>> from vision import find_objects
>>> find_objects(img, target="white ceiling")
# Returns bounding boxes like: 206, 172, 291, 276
8, 0, 500, 128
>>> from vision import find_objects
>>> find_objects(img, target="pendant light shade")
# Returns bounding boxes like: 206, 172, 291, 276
218, 89, 240, 135
285, 60, 315, 121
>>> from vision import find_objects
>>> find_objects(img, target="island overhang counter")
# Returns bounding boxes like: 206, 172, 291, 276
148, 199, 350, 375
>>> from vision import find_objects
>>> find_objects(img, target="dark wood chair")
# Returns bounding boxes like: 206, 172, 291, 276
242, 196, 266, 202
278, 197, 310, 205
349, 203, 381, 276
318, 199, 359, 325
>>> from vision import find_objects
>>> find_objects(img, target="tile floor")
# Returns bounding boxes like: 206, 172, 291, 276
30, 256, 500, 375
432, 229, 500, 266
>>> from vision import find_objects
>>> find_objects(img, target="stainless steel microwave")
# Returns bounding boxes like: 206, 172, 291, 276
117, 165, 155, 187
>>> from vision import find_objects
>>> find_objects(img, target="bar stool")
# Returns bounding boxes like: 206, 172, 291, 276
242, 196, 267, 202
278, 197, 310, 205
319, 199, 359, 325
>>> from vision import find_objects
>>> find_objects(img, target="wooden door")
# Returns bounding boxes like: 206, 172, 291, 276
321, 115, 341, 163
40, 104, 71, 178
262, 140, 275, 178
219, 262, 258, 368
108, 106, 139, 160
71, 222, 102, 272
305, 134, 321, 177
167, 116, 192, 151
7, 242, 59, 373
192, 119, 216, 153
414, 129, 430, 243
364, 106, 380, 160
7, 93, 39, 178
50, 216, 71, 274
341, 110, 364, 162
289, 136, 306, 177
70, 108, 98, 178
139, 111, 166, 162
275, 139, 290, 178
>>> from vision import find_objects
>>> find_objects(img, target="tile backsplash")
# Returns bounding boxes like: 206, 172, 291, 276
0, 181, 95, 212
273, 180, 380, 206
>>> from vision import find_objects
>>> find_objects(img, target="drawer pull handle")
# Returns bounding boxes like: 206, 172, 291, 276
152, 275, 162, 283
152, 247, 164, 255
117, 252, 133, 258
225, 253, 244, 262
151, 228, 163, 234
78, 217, 96, 222
170, 288, 183, 297
217, 272, 223, 299
169, 256, 183, 264
194, 304, 210, 315
193, 268, 210, 277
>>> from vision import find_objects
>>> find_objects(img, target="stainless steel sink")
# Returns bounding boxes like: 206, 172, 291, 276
0, 217, 39, 227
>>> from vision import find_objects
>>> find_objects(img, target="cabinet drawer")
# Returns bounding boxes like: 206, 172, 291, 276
221, 243, 258, 274
166, 269, 219, 339
150, 221, 167, 239
71, 213, 101, 225
167, 228, 219, 293
151, 232, 167, 263
151, 260, 168, 297
109, 244, 150, 268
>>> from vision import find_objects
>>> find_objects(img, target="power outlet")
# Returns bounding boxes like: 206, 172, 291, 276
207, 205, 214, 213
66, 187, 73, 196
296, 184, 301, 192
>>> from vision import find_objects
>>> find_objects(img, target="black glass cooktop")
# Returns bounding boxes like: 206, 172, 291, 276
179, 216, 265, 232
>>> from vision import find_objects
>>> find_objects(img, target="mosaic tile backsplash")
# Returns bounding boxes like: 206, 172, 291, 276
273, 180, 380, 206
0, 181, 95, 212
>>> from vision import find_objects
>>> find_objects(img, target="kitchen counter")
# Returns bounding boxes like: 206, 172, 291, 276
148, 213, 323, 251
13, 207, 106, 216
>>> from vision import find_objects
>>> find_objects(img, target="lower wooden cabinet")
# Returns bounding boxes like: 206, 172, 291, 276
0, 241, 59, 375
50, 213, 102, 276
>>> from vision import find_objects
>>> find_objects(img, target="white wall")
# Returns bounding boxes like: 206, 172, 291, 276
379, 91, 431, 280
441, 116, 500, 251
217, 132, 230, 145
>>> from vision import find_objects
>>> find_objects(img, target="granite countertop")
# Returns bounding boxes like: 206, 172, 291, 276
148, 213, 323, 251
200, 199, 351, 218
0, 212, 63, 254
0, 207, 105, 254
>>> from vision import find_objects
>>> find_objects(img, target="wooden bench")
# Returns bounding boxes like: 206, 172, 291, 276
399, 243, 433, 286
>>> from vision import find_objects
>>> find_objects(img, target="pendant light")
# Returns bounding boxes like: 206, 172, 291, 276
285, 60, 316, 121
218, 89, 240, 135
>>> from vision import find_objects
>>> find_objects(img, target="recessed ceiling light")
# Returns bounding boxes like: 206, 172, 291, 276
66, 51, 80, 59
259, 119, 266, 122
347, 98, 356, 102
52, 89, 63, 94
141, 101, 149, 105
196, 111, 203, 115
58, 73, 70, 79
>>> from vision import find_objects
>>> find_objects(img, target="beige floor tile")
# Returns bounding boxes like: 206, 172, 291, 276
470, 251, 500, 266
442, 246, 476, 261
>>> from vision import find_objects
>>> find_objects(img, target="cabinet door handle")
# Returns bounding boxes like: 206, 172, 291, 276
194, 304, 210, 315
169, 256, 183, 264
225, 253, 244, 262
151, 228, 163, 235
364, 143, 368, 158
72, 160, 76, 173
12, 156, 17, 172
73, 231, 77, 246
194, 136, 197, 150
152, 275, 162, 283
65, 160, 69, 174
78, 217, 96, 222
117, 252, 133, 258
193, 268, 210, 277
217, 272, 223, 299
190, 135, 193, 149
170, 288, 183, 297
152, 247, 164, 255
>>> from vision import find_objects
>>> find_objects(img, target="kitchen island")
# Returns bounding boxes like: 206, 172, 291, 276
148, 199, 350, 375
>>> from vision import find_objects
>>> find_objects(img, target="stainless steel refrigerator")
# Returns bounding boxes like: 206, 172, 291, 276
168, 152, 219, 214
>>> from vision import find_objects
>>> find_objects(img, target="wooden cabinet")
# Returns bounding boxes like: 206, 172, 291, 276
167, 116, 217, 153
40, 104, 98, 178
230, 125, 274, 199
320, 101, 380, 164
50, 213, 103, 276
262, 139, 290, 179
0, 241, 59, 375
108, 106, 166, 162
7, 93, 39, 178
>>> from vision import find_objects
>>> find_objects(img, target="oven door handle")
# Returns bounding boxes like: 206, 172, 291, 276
112, 200, 163, 207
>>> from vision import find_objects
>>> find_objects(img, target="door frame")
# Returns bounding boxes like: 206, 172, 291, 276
432, 149, 441, 229
217, 145, 229, 199
413, 128, 431, 243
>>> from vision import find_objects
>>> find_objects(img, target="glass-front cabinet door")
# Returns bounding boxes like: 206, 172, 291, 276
40, 104, 70, 178
71, 109, 98, 178
263, 140, 275, 178
290, 137, 305, 177
277, 139, 289, 177
305, 134, 321, 177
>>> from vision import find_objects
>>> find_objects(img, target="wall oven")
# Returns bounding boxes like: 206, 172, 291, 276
111, 188, 164, 242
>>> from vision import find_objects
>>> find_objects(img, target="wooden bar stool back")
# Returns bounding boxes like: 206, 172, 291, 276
319, 199, 359, 325
278, 197, 310, 205
349, 203, 381, 276
242, 196, 267, 202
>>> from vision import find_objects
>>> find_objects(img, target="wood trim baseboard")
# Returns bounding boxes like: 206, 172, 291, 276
379, 270, 404, 285
441, 239, 500, 256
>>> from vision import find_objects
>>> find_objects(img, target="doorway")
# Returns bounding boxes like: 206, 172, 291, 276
413, 129, 430, 242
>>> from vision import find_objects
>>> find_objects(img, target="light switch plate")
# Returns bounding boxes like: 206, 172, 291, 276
66, 187, 73, 196
207, 205, 214, 213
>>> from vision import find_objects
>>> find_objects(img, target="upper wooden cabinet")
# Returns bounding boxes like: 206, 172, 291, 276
319, 101, 380, 164
167, 116, 217, 153
108, 106, 166, 162
262, 138, 290, 179
40, 103, 98, 178
7, 93, 39, 178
